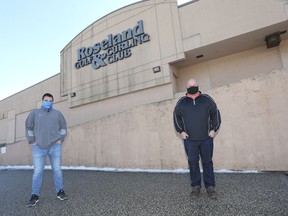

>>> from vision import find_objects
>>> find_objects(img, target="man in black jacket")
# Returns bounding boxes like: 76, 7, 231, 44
173, 79, 221, 198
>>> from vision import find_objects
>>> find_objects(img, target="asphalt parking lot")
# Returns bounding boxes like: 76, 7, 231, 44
0, 169, 287, 216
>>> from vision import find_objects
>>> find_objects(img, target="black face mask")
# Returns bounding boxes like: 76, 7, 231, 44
187, 86, 199, 94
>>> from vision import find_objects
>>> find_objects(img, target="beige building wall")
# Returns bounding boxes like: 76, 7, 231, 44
175, 0, 288, 91
62, 69, 288, 171
213, 69, 288, 170
1, 69, 288, 170
176, 45, 284, 93
180, 0, 288, 49
61, 0, 184, 108
1, 0, 288, 171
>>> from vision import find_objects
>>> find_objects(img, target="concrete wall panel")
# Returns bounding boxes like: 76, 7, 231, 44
180, 0, 288, 46
177, 44, 285, 92
1, 69, 288, 171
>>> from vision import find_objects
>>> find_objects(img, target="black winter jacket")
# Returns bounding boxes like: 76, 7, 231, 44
173, 93, 221, 140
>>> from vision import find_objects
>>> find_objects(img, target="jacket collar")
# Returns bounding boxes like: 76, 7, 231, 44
186, 91, 201, 100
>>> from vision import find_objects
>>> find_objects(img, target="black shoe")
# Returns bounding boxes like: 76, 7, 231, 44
57, 189, 67, 200
191, 186, 201, 198
27, 194, 39, 207
206, 186, 217, 198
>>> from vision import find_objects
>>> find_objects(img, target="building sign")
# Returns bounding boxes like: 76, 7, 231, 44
75, 20, 150, 70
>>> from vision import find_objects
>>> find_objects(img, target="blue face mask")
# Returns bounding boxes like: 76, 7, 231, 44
42, 101, 53, 110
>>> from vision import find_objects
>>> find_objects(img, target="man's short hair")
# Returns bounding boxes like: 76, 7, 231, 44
42, 93, 54, 101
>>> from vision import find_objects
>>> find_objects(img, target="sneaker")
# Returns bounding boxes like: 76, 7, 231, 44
206, 186, 217, 198
190, 186, 201, 197
27, 194, 39, 207
57, 189, 67, 200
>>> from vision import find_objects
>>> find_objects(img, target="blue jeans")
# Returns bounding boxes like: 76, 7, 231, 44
32, 143, 64, 195
184, 138, 215, 188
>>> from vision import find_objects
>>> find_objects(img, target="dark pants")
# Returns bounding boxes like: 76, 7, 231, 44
184, 138, 215, 188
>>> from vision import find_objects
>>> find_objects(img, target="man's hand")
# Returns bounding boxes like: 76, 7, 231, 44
180, 131, 189, 140
209, 130, 215, 138
56, 140, 62, 144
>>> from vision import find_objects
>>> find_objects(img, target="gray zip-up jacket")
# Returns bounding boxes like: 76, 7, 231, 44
25, 108, 67, 149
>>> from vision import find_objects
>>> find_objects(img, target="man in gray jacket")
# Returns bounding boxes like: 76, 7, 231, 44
25, 93, 67, 207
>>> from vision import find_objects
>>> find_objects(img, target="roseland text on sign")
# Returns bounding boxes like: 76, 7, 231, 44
75, 20, 150, 70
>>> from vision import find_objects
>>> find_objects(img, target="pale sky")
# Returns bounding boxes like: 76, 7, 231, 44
0, 0, 189, 101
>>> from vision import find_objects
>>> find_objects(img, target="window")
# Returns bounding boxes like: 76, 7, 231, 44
1, 147, 6, 154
